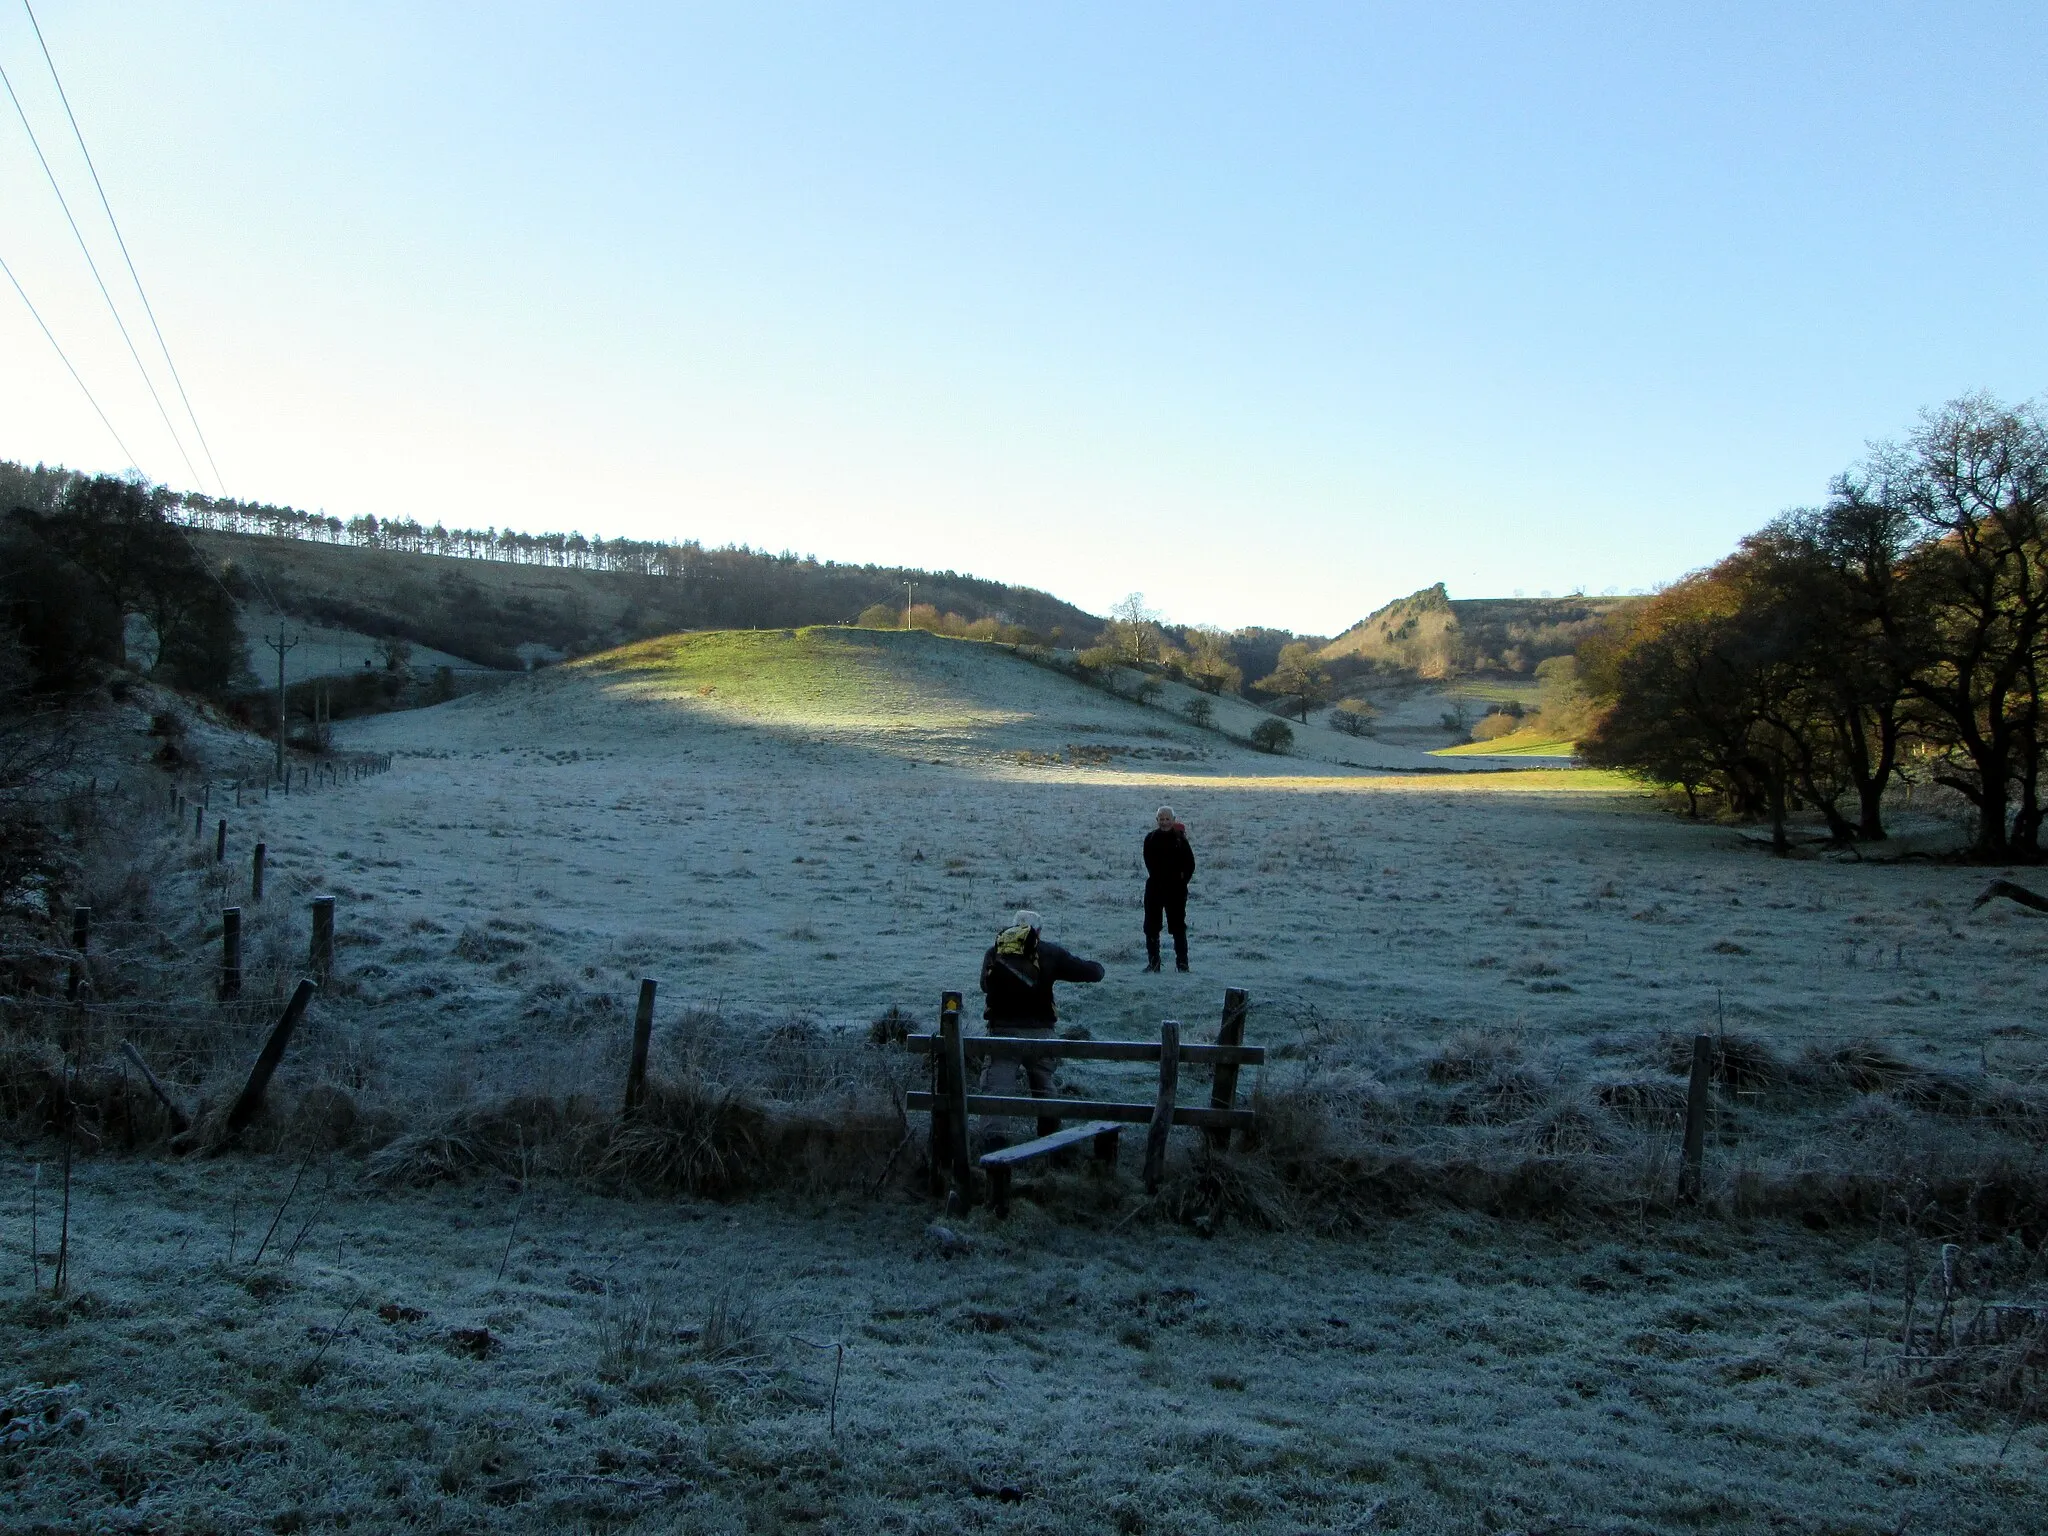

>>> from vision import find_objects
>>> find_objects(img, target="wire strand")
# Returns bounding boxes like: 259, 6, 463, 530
0, 247, 142, 468
22, 0, 226, 495
0, 54, 206, 491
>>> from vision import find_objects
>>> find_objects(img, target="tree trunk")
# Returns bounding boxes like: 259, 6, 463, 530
1767, 772, 1791, 855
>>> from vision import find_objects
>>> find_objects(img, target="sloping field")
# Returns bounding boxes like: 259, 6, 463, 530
442, 626, 1502, 775
19, 627, 2044, 1532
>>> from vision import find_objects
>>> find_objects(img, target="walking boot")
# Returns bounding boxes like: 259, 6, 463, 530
1174, 938, 1190, 973
1144, 935, 1162, 973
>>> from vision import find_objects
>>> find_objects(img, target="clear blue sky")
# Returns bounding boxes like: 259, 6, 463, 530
3, 3, 2043, 634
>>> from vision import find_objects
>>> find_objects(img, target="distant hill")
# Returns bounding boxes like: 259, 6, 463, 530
0, 457, 1104, 670
1321, 583, 1638, 679
186, 528, 1103, 672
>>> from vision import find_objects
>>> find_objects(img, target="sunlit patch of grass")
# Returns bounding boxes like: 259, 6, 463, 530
1434, 733, 1579, 757
1003, 766, 1647, 793
571, 626, 1026, 732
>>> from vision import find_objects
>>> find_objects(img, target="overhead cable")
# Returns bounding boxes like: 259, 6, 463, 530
23, 0, 226, 494
0, 54, 208, 491
0, 247, 143, 469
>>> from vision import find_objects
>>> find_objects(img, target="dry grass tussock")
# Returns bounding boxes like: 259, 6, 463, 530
1146, 1023, 2048, 1247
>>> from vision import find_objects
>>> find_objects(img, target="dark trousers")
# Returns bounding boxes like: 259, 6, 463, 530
982, 1022, 1060, 1139
1144, 880, 1188, 967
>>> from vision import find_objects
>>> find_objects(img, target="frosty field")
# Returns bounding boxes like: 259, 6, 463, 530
8, 628, 2047, 1533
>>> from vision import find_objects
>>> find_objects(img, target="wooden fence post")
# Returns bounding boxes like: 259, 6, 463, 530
252, 842, 266, 901
194, 803, 204, 839
214, 978, 316, 1147
1145, 1020, 1181, 1195
939, 992, 974, 1208
220, 907, 242, 999
215, 818, 227, 863
1206, 987, 1249, 1151
1678, 1033, 1712, 1204
623, 978, 657, 1114
309, 896, 335, 984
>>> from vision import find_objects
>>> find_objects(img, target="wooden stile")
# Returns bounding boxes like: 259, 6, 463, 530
1206, 987, 1250, 1151
1144, 1020, 1180, 1195
939, 993, 975, 1208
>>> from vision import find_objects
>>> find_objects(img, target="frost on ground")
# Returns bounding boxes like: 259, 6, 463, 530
9, 627, 2048, 1531
3, 1163, 2041, 1534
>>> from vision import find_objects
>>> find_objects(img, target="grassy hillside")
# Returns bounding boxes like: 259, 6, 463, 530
539, 626, 1546, 777
189, 527, 1103, 670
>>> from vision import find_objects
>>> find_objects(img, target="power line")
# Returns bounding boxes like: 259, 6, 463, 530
0, 53, 208, 492
22, 0, 226, 494
0, 247, 142, 469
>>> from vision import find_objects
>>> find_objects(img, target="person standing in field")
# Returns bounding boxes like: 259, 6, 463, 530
1142, 805, 1195, 972
979, 909, 1105, 1139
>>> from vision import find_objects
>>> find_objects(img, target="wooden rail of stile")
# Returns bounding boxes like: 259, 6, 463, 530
904, 986, 1259, 1215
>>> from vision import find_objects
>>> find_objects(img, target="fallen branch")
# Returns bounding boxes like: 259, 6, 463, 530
120, 1040, 191, 1135
1974, 880, 2048, 916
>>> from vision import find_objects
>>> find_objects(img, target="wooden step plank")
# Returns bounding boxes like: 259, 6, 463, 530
905, 1090, 1254, 1131
904, 1035, 1264, 1066
979, 1120, 1122, 1167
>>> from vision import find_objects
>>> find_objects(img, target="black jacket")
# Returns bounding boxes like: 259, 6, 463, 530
1143, 826, 1195, 889
979, 937, 1105, 1026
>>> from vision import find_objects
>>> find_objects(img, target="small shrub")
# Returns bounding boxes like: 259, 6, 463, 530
1328, 699, 1374, 736
867, 1006, 913, 1045
1471, 712, 1522, 742
1249, 719, 1293, 754
1182, 697, 1214, 728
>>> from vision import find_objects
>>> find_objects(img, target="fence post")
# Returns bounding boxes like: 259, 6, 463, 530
215, 818, 227, 863
220, 907, 242, 999
66, 905, 90, 1000
939, 992, 974, 1209
252, 842, 266, 901
1206, 987, 1250, 1151
309, 896, 335, 984
214, 978, 317, 1146
194, 803, 204, 839
623, 978, 657, 1114
1678, 1033, 1713, 1204
1145, 1020, 1181, 1195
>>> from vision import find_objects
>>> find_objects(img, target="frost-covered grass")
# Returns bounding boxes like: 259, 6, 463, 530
7, 629, 2046, 1530
5, 1160, 2044, 1534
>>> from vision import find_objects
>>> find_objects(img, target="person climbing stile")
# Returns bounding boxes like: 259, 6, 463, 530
1142, 805, 1195, 972
977, 909, 1105, 1139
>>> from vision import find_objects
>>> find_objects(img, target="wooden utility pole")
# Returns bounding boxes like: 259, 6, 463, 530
264, 631, 299, 784
903, 581, 916, 629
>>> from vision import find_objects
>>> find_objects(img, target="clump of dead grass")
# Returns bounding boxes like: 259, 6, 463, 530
581, 1078, 769, 1197
1662, 1030, 1784, 1092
